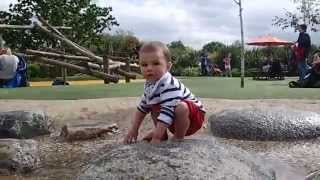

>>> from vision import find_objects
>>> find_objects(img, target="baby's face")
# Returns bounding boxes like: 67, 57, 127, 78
139, 49, 171, 82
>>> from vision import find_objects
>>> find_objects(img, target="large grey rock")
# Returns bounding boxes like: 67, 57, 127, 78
0, 139, 39, 175
0, 111, 51, 139
77, 139, 276, 180
210, 107, 320, 141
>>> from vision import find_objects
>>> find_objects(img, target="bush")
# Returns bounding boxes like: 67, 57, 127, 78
181, 67, 200, 77
231, 68, 241, 77
171, 66, 184, 76
28, 64, 41, 78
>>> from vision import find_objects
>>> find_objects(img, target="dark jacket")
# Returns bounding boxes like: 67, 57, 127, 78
297, 32, 311, 58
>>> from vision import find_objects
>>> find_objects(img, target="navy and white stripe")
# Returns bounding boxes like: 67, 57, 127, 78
137, 72, 205, 125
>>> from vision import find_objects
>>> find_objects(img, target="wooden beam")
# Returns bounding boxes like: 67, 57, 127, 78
103, 56, 110, 84
0, 24, 72, 30
125, 57, 131, 83
32, 56, 119, 83
113, 68, 136, 79
26, 49, 97, 63
34, 22, 104, 64
105, 55, 130, 63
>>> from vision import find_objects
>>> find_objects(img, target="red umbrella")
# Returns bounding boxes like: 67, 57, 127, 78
247, 35, 293, 46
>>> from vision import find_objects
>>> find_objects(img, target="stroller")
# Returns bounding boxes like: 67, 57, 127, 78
0, 55, 29, 88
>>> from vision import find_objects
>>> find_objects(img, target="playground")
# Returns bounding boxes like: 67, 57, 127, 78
1, 76, 320, 179
1, 94, 320, 179
1, 0, 320, 179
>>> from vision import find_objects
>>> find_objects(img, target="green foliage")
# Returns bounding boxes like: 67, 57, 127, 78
0, 0, 119, 50
91, 30, 140, 57
181, 67, 200, 77
273, 0, 320, 31
28, 63, 41, 78
202, 41, 226, 53
168, 41, 199, 76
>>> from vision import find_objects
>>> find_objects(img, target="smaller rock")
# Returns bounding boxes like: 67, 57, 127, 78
60, 123, 118, 142
209, 107, 320, 141
306, 170, 320, 180
0, 111, 52, 139
0, 139, 39, 175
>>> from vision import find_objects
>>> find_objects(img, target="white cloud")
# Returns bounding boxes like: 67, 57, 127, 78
0, 0, 16, 11
1, 0, 319, 49
102, 0, 313, 49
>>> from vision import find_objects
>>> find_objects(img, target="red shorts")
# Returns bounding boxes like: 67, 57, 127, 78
151, 100, 205, 136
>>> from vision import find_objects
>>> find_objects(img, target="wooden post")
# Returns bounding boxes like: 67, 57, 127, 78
103, 56, 110, 84
60, 47, 67, 85
0, 33, 4, 48
61, 59, 67, 85
125, 57, 131, 83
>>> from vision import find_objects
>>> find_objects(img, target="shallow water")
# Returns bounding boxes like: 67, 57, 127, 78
3, 135, 320, 180
216, 137, 320, 179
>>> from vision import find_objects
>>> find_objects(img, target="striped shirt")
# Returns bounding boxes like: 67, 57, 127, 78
137, 72, 205, 125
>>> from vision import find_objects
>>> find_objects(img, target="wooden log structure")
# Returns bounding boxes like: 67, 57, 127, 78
103, 56, 110, 84
0, 24, 72, 30
30, 56, 119, 83
125, 57, 131, 83
25, 51, 136, 80
20, 17, 141, 82
26, 49, 98, 63
113, 68, 137, 79
34, 22, 104, 64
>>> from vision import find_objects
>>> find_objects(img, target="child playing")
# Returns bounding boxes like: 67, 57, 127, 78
123, 41, 205, 144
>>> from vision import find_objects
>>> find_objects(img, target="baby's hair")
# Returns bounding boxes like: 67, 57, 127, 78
139, 41, 171, 62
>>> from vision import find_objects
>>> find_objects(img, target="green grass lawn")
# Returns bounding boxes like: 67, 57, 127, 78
0, 77, 319, 100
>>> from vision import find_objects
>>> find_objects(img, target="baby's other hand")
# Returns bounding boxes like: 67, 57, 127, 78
123, 128, 138, 144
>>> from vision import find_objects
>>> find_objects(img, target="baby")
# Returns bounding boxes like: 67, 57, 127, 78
123, 41, 205, 144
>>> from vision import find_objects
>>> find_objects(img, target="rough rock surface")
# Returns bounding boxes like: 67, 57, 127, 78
210, 107, 320, 141
77, 138, 276, 180
0, 111, 51, 139
0, 139, 39, 175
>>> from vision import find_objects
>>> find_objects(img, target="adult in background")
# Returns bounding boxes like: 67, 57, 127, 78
223, 53, 232, 77
200, 53, 208, 76
294, 24, 311, 81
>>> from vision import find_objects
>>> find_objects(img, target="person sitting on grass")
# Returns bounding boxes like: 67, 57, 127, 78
289, 50, 320, 88
123, 41, 206, 144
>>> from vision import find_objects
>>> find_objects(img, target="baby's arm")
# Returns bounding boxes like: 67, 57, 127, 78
123, 110, 146, 144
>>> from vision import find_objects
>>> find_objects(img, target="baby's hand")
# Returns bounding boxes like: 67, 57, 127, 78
123, 128, 138, 144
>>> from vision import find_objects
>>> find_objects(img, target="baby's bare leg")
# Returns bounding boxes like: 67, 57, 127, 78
142, 112, 168, 141
173, 101, 190, 140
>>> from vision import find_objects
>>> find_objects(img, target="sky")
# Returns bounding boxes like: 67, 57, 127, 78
1, 0, 318, 49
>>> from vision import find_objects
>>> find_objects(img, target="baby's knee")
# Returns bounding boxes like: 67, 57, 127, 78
175, 101, 189, 115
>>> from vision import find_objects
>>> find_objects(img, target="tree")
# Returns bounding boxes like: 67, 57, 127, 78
202, 41, 226, 53
93, 31, 140, 58
168, 41, 199, 76
273, 0, 320, 31
0, 0, 119, 50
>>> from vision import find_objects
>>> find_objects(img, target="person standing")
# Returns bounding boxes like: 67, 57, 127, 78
223, 53, 232, 77
200, 53, 208, 76
295, 24, 311, 81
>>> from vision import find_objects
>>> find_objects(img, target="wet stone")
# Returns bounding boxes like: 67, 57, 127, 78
77, 138, 277, 180
0, 111, 51, 139
210, 107, 320, 141
0, 139, 40, 175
